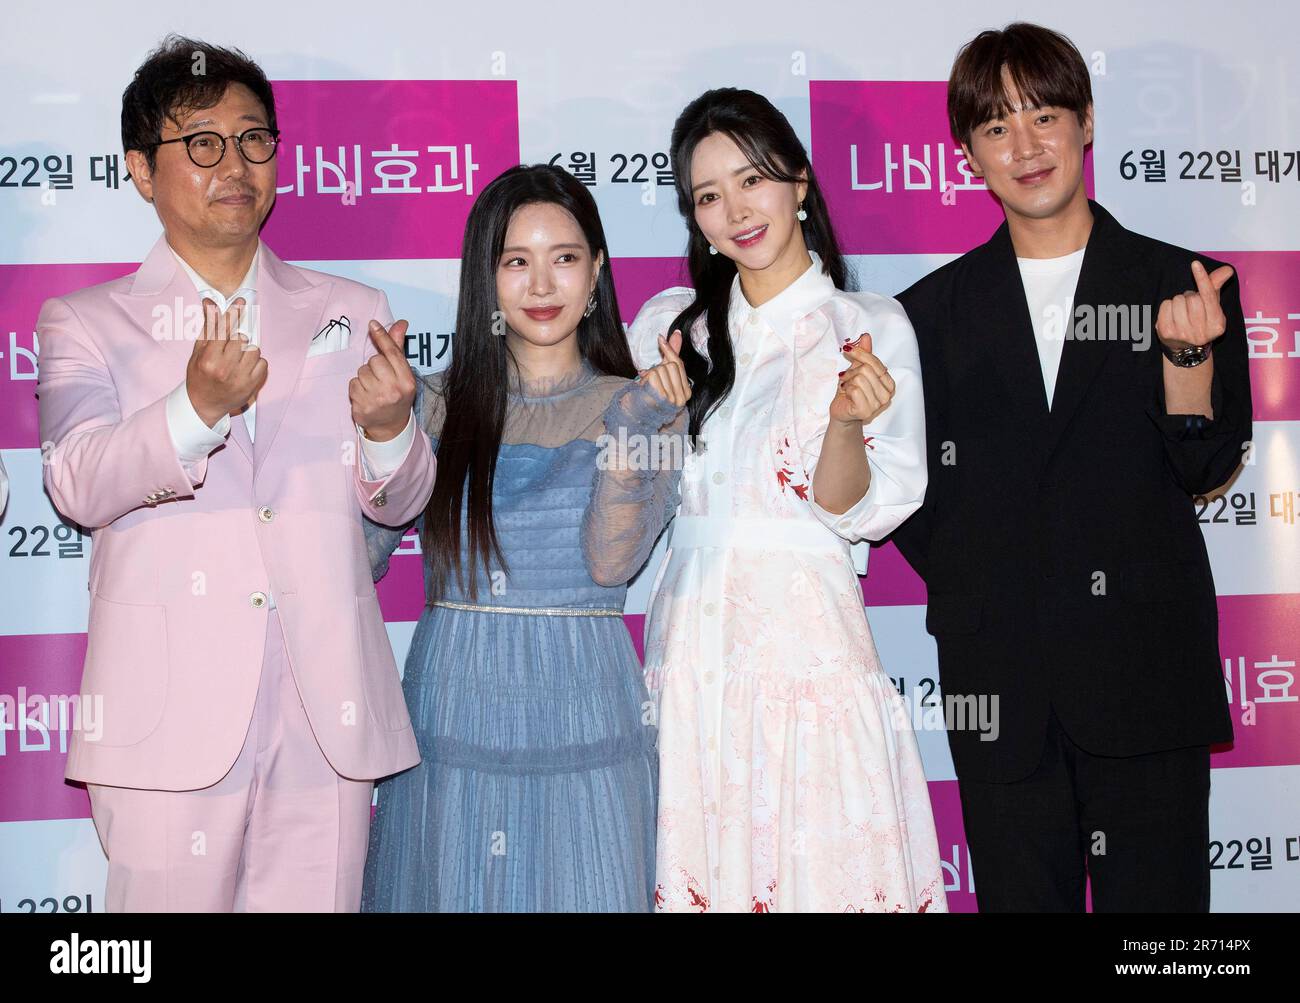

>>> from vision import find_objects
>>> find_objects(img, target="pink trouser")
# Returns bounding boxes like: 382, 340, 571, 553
86, 608, 375, 912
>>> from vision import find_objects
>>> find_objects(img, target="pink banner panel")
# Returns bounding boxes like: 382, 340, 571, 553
1204, 250, 1300, 423
0, 632, 92, 823
927, 778, 975, 913
1211, 592, 1300, 769
262, 80, 520, 261
374, 529, 426, 624
0, 263, 136, 449
622, 613, 646, 663
610, 257, 692, 326
862, 540, 928, 606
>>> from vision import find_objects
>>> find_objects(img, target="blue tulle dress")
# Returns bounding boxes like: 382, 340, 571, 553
360, 358, 685, 912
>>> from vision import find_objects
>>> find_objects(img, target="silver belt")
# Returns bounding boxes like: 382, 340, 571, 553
428, 599, 624, 617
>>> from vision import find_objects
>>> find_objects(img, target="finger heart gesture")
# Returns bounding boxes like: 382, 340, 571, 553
831, 332, 894, 426
350, 318, 417, 440
634, 328, 691, 407
1156, 260, 1234, 351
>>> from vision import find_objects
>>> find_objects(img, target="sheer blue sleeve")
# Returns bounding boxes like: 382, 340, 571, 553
581, 379, 687, 587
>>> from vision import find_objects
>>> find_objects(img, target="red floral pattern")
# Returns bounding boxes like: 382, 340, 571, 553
774, 435, 810, 500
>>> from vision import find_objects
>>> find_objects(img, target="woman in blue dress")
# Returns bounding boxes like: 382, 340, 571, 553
360, 164, 690, 912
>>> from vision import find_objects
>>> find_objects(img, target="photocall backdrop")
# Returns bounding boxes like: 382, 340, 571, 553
1, 0, 1296, 913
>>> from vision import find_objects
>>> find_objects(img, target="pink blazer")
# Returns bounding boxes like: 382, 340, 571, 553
37, 235, 435, 790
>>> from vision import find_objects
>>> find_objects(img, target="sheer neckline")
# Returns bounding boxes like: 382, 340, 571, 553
506, 356, 598, 400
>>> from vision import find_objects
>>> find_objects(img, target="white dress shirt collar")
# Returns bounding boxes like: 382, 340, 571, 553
729, 249, 835, 346
168, 242, 260, 311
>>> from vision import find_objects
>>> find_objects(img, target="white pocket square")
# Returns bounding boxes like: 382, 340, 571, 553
307, 315, 351, 356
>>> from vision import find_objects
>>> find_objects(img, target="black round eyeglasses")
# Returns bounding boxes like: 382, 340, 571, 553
150, 127, 281, 168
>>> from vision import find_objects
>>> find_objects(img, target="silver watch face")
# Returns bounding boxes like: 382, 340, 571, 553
1170, 344, 1210, 367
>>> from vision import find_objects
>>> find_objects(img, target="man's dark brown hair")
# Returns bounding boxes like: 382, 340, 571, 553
947, 22, 1093, 147
122, 34, 277, 171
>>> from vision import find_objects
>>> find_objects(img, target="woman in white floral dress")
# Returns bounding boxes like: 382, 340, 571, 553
627, 88, 948, 912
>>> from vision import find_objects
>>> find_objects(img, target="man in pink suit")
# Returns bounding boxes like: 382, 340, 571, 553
36, 36, 436, 911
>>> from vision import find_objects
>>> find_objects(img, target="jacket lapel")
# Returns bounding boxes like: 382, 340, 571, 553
967, 222, 1052, 423
250, 241, 333, 474
1041, 202, 1137, 460
226, 400, 255, 459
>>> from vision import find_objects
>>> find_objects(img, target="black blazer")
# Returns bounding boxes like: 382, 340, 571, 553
891, 200, 1248, 784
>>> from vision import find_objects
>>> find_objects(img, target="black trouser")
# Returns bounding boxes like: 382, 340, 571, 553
955, 705, 1211, 912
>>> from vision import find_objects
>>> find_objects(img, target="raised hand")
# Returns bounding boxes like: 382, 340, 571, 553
350, 319, 417, 440
831, 332, 894, 426
1156, 260, 1234, 352
635, 329, 691, 407
186, 297, 267, 427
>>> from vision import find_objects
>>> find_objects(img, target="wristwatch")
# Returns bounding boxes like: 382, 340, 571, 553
1160, 341, 1211, 368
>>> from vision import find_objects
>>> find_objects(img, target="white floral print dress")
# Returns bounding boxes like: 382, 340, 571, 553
627, 250, 948, 913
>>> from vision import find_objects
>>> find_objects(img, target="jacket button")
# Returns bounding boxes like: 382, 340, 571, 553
704, 602, 717, 616
711, 471, 725, 484
374, 489, 388, 508
258, 506, 275, 522
249, 592, 267, 608
738, 353, 752, 366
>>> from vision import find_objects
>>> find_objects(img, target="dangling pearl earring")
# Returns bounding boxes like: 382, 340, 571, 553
708, 244, 718, 255
583, 291, 597, 318
796, 202, 808, 222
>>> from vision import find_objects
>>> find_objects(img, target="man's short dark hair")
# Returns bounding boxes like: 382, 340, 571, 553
947, 22, 1092, 148
122, 34, 277, 170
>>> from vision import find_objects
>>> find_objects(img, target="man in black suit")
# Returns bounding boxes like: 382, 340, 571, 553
890, 22, 1251, 912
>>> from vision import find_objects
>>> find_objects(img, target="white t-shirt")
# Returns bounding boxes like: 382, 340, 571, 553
1017, 247, 1086, 409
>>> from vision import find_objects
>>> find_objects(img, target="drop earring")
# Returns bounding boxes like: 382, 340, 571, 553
583, 291, 597, 318
796, 202, 808, 222
708, 244, 718, 255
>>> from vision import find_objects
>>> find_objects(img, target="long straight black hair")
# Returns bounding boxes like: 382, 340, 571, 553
422, 164, 638, 601
668, 88, 852, 438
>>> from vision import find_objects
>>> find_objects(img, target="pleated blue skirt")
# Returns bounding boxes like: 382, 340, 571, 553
361, 603, 658, 912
